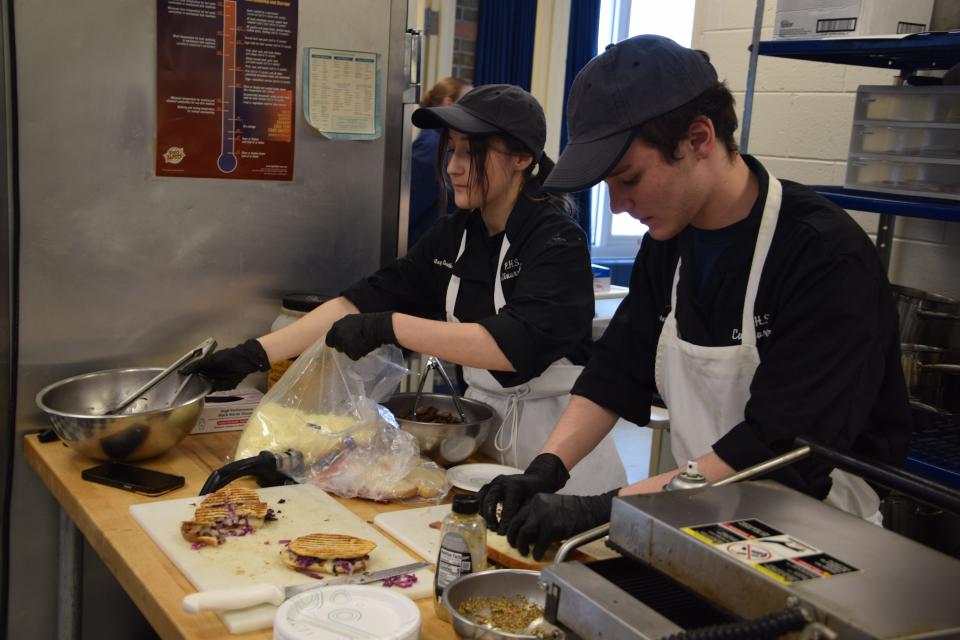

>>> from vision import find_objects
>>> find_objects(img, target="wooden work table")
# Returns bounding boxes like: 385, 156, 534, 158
24, 431, 458, 640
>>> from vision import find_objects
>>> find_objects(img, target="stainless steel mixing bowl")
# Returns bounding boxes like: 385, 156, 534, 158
443, 569, 547, 639
382, 392, 495, 467
36, 367, 212, 461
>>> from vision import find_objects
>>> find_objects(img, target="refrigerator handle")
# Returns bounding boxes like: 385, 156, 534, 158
403, 29, 423, 105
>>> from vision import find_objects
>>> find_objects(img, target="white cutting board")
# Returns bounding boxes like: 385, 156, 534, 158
374, 504, 452, 564
130, 484, 433, 634
374, 504, 619, 568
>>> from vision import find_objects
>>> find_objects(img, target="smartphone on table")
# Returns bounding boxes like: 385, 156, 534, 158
81, 462, 185, 496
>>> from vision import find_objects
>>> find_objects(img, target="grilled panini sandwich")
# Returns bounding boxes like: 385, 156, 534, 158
180, 485, 274, 547
281, 533, 376, 575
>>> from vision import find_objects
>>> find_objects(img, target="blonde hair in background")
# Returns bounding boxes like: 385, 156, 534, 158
419, 76, 469, 107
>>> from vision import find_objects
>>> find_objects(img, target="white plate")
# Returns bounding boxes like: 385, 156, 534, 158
446, 463, 523, 493
275, 585, 420, 640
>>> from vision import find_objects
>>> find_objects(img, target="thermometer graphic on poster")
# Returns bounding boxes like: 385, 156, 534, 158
217, 0, 239, 174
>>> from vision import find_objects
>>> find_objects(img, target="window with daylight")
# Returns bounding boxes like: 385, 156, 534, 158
590, 0, 696, 258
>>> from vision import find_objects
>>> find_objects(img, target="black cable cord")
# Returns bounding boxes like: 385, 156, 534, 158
664, 605, 809, 640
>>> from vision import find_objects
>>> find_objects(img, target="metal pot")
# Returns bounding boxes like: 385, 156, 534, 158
891, 284, 928, 344
917, 364, 960, 415
900, 344, 960, 414
891, 285, 960, 349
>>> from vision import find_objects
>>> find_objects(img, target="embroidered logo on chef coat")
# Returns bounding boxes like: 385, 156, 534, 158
433, 258, 454, 269
501, 258, 522, 281
731, 313, 773, 342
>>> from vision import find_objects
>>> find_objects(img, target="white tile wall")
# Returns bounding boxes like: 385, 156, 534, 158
693, 0, 960, 298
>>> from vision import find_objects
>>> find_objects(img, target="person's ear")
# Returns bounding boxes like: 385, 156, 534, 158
687, 116, 715, 158
514, 153, 534, 172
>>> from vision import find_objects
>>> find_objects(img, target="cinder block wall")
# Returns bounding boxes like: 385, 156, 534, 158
693, 1, 960, 298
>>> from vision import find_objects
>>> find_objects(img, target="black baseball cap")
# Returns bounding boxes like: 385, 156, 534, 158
412, 84, 546, 161
543, 35, 718, 192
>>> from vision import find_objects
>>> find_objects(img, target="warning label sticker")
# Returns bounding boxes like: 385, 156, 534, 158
681, 519, 858, 584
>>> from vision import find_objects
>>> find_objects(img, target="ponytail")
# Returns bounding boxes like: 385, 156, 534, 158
525, 153, 574, 217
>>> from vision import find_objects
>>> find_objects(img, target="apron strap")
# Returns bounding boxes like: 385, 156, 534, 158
444, 232, 468, 322
740, 176, 783, 346
493, 386, 530, 467
493, 235, 511, 312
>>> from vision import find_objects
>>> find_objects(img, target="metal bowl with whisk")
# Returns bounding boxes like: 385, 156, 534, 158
36, 368, 212, 461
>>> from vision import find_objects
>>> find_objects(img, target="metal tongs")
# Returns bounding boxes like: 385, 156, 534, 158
102, 337, 216, 416
411, 355, 467, 422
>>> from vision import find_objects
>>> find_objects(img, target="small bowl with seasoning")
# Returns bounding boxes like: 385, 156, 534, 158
443, 569, 550, 639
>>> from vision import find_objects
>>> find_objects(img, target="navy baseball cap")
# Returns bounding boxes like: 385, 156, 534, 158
543, 35, 718, 192
412, 84, 546, 161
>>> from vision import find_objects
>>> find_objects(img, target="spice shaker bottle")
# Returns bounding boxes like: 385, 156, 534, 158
434, 494, 487, 621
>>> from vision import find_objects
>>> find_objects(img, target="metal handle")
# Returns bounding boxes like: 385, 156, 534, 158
104, 338, 216, 415
402, 29, 422, 104
795, 436, 960, 514
412, 356, 466, 422
553, 523, 610, 569
713, 446, 811, 487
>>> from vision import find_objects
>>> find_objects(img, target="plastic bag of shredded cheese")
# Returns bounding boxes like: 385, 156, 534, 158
234, 340, 417, 499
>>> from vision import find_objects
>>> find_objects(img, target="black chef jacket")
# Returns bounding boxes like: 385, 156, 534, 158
573, 155, 910, 499
343, 190, 594, 388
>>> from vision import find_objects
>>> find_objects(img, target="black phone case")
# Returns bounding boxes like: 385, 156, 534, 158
81, 463, 185, 496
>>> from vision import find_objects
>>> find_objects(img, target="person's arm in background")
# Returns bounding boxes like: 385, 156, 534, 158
258, 296, 359, 362
392, 315, 514, 371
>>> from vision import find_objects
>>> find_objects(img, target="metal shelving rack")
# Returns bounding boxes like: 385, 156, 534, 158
739, 1, 960, 269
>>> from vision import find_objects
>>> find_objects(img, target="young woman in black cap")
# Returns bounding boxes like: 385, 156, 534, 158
184, 84, 627, 495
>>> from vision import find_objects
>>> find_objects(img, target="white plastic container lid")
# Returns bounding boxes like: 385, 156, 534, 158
274, 585, 421, 640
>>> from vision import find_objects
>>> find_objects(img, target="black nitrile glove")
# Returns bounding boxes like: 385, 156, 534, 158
180, 339, 270, 392
477, 453, 570, 535
325, 312, 397, 360
507, 489, 619, 560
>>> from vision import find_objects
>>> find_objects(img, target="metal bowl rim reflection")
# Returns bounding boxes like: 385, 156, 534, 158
383, 392, 495, 426
35, 367, 211, 419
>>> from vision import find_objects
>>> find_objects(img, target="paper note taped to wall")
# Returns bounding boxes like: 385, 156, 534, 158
303, 47, 381, 140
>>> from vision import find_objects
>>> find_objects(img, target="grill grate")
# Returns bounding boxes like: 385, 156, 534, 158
586, 557, 735, 630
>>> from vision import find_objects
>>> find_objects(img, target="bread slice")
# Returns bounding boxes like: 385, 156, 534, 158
181, 485, 273, 547
195, 485, 270, 527
486, 530, 592, 569
281, 533, 377, 575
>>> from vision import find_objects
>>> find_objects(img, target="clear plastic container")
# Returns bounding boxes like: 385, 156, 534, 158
845, 156, 960, 201
850, 123, 960, 159
268, 293, 332, 389
854, 85, 960, 124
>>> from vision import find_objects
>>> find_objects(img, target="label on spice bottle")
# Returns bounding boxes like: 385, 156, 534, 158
436, 532, 473, 597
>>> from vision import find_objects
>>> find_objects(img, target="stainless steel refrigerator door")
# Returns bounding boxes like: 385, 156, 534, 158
8, 1, 409, 637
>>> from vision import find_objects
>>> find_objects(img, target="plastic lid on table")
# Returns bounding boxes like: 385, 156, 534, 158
274, 584, 420, 640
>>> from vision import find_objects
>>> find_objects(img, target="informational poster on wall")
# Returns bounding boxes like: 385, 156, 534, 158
156, 0, 298, 180
303, 47, 381, 140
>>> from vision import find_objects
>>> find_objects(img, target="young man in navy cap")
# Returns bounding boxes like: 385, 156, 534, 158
478, 35, 910, 560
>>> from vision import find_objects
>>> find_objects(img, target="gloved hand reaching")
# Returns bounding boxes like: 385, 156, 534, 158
180, 339, 270, 391
325, 312, 397, 360
506, 489, 619, 561
478, 453, 570, 535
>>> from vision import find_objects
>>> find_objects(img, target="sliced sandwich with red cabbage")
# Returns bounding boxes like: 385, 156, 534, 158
180, 485, 275, 547
281, 533, 376, 575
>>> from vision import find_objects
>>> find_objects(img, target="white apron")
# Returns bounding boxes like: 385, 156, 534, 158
654, 174, 881, 523
445, 230, 627, 495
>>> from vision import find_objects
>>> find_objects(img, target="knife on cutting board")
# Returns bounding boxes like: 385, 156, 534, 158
181, 561, 428, 613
